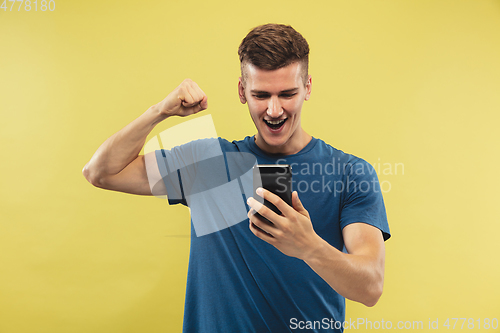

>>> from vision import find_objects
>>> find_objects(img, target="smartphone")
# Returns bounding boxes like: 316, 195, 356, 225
252, 164, 293, 225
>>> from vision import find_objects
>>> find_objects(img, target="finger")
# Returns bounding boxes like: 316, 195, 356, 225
247, 196, 280, 223
186, 95, 207, 112
292, 191, 304, 211
246, 196, 264, 212
181, 95, 197, 108
190, 81, 207, 104
292, 191, 310, 218
185, 83, 203, 106
292, 191, 309, 218
249, 216, 276, 239
178, 85, 196, 107
249, 221, 275, 239
247, 207, 257, 217
199, 95, 208, 110
183, 89, 207, 114
256, 187, 293, 217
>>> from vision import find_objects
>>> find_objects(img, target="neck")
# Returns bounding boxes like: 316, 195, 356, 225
255, 128, 312, 155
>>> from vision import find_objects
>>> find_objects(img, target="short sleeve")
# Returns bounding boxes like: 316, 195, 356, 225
340, 159, 391, 241
155, 149, 187, 205
154, 138, 225, 206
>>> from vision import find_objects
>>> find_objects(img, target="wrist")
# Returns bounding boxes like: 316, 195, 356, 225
147, 104, 170, 126
301, 234, 327, 263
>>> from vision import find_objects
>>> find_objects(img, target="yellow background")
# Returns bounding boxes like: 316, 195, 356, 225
1, 0, 499, 332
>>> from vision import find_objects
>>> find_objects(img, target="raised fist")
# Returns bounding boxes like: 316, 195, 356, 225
156, 79, 208, 117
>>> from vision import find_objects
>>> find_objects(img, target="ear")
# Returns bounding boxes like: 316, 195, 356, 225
238, 77, 247, 104
304, 75, 312, 101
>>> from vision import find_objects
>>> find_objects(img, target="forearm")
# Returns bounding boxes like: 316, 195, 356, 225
303, 236, 384, 307
83, 105, 168, 183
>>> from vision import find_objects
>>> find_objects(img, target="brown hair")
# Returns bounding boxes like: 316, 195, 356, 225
238, 23, 310, 85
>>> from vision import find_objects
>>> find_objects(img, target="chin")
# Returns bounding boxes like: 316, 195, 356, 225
260, 133, 289, 149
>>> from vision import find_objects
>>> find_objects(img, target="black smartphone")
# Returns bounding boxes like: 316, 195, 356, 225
252, 164, 293, 225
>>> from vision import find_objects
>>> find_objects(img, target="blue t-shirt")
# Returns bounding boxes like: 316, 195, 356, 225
155, 136, 390, 333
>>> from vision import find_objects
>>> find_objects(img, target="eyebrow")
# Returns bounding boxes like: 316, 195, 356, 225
250, 88, 299, 94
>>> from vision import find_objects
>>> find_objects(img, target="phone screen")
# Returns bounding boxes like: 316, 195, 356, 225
252, 164, 292, 225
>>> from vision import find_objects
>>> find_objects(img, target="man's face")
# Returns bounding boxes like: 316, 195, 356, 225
238, 62, 312, 155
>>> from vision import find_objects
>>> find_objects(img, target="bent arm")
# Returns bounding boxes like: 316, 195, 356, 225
82, 105, 168, 195
82, 78, 208, 195
302, 223, 385, 307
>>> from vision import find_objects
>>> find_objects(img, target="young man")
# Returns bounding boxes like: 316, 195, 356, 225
83, 24, 390, 332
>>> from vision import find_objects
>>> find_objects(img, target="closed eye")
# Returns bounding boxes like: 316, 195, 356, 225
252, 92, 297, 99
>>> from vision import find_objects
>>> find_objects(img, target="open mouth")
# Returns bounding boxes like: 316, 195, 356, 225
264, 118, 287, 130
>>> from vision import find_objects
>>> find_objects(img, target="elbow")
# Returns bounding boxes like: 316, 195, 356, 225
361, 259, 385, 307
363, 292, 382, 308
82, 163, 104, 188
362, 281, 383, 307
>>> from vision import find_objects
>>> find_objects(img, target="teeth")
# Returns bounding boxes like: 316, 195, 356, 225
266, 119, 285, 125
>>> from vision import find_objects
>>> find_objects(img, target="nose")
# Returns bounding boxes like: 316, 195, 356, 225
266, 96, 283, 118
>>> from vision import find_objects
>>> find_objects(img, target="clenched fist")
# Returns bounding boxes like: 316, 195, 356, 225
155, 79, 208, 117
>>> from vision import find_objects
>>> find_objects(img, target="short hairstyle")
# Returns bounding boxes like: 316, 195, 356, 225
238, 23, 310, 86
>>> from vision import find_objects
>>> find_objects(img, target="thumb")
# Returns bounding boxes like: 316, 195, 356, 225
179, 99, 207, 116
292, 191, 308, 215
199, 95, 208, 110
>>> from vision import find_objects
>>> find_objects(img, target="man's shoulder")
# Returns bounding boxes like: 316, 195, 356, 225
309, 137, 356, 161
309, 137, 376, 173
217, 136, 253, 152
